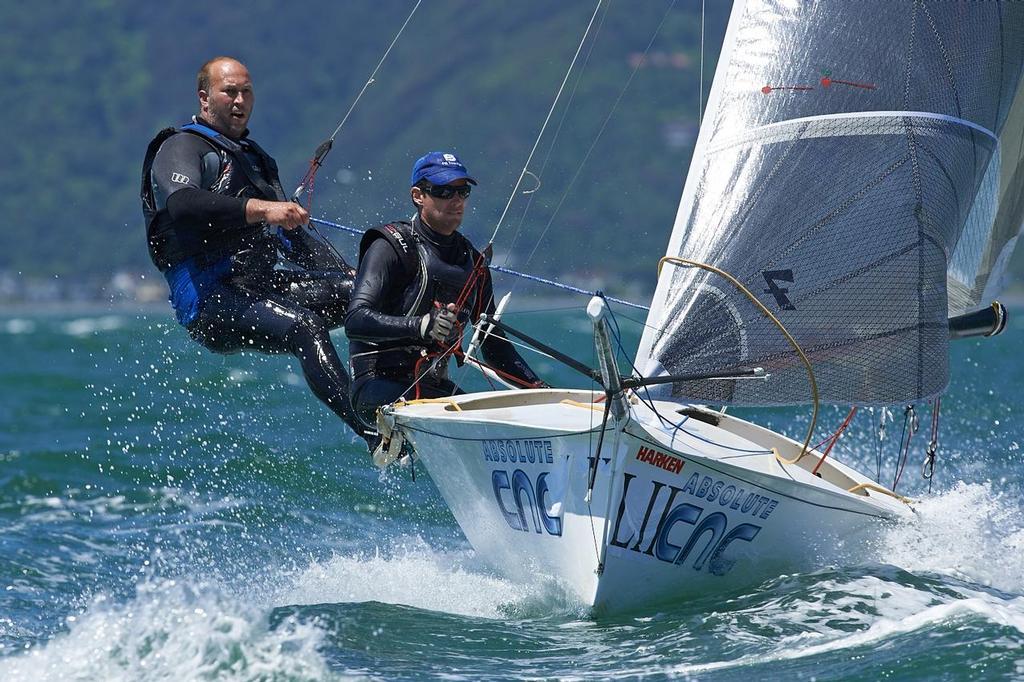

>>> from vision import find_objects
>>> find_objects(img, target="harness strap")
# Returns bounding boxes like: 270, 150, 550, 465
180, 122, 283, 201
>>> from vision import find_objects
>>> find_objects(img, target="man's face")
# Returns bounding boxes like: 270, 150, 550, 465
199, 60, 254, 138
412, 178, 470, 235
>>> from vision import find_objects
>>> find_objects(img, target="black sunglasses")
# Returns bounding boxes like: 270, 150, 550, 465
421, 183, 472, 200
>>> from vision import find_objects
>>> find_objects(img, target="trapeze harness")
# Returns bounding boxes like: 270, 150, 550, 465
349, 220, 486, 393
140, 120, 290, 324
140, 121, 366, 440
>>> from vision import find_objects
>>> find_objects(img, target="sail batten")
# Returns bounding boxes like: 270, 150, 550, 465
714, 110, 999, 149
637, 0, 1024, 407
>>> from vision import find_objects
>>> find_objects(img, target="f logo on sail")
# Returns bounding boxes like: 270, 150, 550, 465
762, 269, 796, 310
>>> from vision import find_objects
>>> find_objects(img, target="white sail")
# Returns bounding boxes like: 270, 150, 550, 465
949, 77, 1024, 313
637, 0, 1024, 406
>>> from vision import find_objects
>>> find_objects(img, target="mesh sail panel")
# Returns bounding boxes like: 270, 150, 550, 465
637, 0, 1024, 406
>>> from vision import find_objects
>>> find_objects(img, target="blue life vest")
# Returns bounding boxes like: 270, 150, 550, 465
141, 121, 284, 326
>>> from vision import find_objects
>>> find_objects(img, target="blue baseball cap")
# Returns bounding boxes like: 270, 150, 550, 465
410, 151, 477, 187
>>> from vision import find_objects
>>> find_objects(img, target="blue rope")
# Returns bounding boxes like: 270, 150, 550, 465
310, 217, 363, 237
491, 267, 648, 311
309, 217, 650, 311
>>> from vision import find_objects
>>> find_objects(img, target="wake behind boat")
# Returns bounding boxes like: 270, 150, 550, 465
373, 0, 1024, 613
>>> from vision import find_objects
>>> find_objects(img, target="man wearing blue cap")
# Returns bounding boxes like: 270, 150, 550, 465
345, 152, 545, 437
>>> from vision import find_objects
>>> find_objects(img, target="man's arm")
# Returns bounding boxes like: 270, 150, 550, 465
477, 271, 545, 387
151, 134, 307, 231
345, 239, 426, 342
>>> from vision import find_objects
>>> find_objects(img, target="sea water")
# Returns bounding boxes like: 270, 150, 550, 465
0, 304, 1021, 680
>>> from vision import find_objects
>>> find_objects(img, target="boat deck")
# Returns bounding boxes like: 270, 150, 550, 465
393, 388, 912, 515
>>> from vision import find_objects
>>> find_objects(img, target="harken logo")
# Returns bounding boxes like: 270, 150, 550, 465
441, 153, 458, 165
636, 446, 684, 475
170, 172, 190, 185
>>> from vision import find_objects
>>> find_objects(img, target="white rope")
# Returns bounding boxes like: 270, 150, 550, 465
327, 0, 422, 142
488, 0, 605, 245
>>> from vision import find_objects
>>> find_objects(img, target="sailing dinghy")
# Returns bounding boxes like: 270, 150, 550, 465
376, 1, 1024, 612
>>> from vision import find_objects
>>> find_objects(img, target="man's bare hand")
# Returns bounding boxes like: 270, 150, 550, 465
246, 199, 309, 230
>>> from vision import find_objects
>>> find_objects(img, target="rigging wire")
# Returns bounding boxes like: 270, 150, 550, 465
502, 2, 612, 264
491, 266, 648, 310
811, 407, 857, 476
604, 296, 764, 456
604, 296, 769, 457
489, 0, 606, 246
699, 0, 705, 125
658, 256, 819, 463
603, 296, 673, 429
921, 397, 940, 493
292, 0, 422, 203
308, 216, 649, 309
892, 404, 919, 491
875, 406, 891, 483
436, 0, 617, 396
515, 0, 679, 279
283, 2, 421, 274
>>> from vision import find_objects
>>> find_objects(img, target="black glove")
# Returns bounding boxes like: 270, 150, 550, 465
420, 305, 458, 345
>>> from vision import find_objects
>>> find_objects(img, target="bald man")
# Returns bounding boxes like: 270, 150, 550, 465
141, 57, 367, 443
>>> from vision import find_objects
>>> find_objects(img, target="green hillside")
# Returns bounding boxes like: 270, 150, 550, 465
0, 0, 730, 300
2, 1, 1021, 302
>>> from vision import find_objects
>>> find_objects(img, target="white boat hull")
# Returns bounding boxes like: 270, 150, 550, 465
391, 389, 913, 613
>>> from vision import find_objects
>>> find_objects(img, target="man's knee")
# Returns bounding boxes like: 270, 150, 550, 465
351, 377, 406, 426
286, 309, 330, 349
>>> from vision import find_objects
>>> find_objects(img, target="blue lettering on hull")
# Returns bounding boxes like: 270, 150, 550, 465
491, 469, 562, 537
482, 439, 554, 464
610, 469, 779, 576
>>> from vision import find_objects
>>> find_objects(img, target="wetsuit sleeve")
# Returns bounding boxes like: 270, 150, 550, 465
477, 270, 543, 386
345, 238, 424, 341
150, 134, 248, 231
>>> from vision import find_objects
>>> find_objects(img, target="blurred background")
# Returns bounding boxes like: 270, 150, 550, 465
3, 0, 1021, 309
0, 0, 743, 310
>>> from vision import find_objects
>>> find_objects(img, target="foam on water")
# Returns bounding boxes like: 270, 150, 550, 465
0, 579, 330, 682
881, 481, 1024, 593
5, 486, 248, 528
572, 564, 1024, 680
278, 536, 575, 619
1, 319, 35, 335
0, 538, 583, 681
62, 315, 126, 337
654, 593, 1024, 677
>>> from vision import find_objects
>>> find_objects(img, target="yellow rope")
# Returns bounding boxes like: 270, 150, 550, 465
658, 256, 818, 464
560, 399, 604, 411
846, 482, 914, 505
397, 398, 463, 412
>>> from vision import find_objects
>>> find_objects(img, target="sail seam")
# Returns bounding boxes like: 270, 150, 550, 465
765, 154, 911, 268
903, 1, 919, 112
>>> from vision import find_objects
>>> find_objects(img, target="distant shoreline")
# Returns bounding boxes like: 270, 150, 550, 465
1, 288, 1022, 316
0, 301, 170, 316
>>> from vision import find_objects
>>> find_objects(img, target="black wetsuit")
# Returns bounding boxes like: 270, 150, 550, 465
346, 216, 541, 427
141, 118, 364, 439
